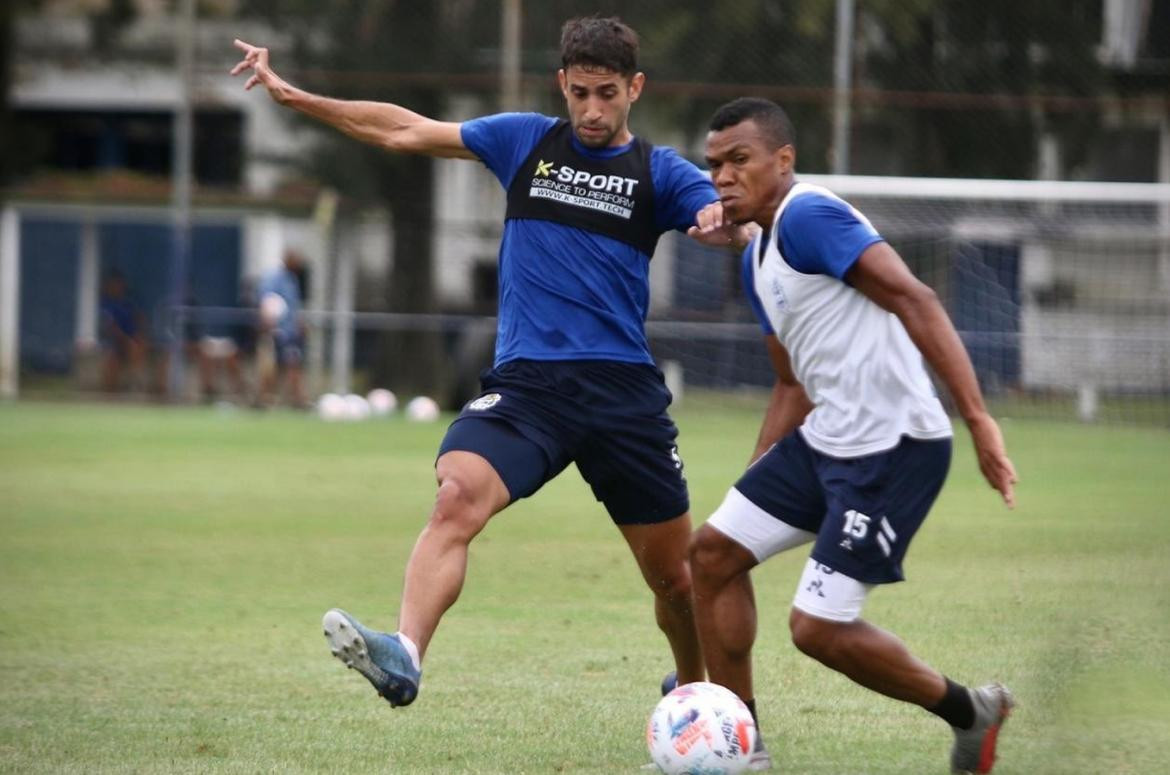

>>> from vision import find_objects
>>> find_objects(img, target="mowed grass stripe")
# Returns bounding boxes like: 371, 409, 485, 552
1, 402, 1167, 773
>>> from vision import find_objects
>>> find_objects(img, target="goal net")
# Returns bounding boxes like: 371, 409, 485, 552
5, 175, 1167, 429
650, 175, 1170, 427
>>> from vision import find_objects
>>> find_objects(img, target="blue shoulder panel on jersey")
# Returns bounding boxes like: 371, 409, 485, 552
650, 146, 717, 233
460, 113, 559, 189
778, 193, 884, 280
740, 240, 774, 335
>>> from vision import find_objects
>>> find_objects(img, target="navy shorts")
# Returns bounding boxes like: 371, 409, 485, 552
438, 360, 688, 525
736, 431, 952, 584
274, 332, 305, 366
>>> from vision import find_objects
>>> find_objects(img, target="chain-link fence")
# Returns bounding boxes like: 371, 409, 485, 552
4, 0, 1168, 423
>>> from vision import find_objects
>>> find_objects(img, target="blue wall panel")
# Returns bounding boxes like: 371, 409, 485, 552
19, 217, 241, 374
19, 218, 80, 373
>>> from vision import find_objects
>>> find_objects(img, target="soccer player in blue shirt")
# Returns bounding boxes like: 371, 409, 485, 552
690, 98, 1018, 773
232, 18, 742, 710
255, 249, 308, 408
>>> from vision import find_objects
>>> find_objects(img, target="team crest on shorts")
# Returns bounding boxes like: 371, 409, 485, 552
468, 393, 502, 411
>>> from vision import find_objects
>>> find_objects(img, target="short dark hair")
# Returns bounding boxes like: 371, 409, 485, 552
560, 16, 639, 78
709, 98, 796, 149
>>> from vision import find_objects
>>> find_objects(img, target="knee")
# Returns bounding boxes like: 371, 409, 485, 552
789, 608, 838, 661
649, 560, 693, 605
428, 476, 489, 541
689, 526, 741, 584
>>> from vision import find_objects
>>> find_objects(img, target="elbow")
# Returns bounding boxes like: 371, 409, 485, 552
774, 379, 813, 413
890, 282, 940, 321
338, 115, 410, 153
383, 132, 432, 156
914, 284, 940, 307
379, 128, 410, 153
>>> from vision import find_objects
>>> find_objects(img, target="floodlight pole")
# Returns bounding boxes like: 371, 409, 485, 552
831, 0, 855, 175
168, 0, 196, 400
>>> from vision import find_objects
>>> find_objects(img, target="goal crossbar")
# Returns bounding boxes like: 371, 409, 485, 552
801, 174, 1170, 204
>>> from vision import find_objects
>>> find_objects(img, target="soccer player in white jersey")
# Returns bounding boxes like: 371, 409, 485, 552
687, 97, 1019, 773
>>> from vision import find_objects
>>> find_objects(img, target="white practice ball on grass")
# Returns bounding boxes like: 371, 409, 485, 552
367, 388, 398, 416
316, 393, 347, 422
405, 395, 440, 422
343, 393, 371, 421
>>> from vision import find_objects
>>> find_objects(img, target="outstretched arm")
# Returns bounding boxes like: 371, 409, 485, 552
847, 241, 1018, 507
231, 39, 477, 160
750, 337, 814, 465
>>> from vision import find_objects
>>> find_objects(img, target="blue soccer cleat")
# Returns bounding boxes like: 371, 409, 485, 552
661, 670, 678, 696
322, 609, 420, 707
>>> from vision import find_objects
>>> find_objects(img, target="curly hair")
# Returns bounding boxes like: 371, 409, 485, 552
560, 16, 639, 78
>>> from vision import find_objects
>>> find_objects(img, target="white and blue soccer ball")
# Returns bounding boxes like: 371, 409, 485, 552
647, 682, 757, 775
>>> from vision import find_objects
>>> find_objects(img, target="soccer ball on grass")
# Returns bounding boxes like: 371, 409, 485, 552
646, 681, 757, 775
405, 395, 440, 422
316, 393, 347, 422
367, 388, 398, 416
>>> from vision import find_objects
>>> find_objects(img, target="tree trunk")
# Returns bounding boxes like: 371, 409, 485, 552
371, 95, 447, 400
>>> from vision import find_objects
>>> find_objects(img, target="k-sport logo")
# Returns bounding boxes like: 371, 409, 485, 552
534, 159, 639, 196
530, 159, 639, 219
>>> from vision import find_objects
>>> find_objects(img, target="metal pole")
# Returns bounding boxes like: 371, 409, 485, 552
76, 217, 99, 351
307, 190, 337, 398
0, 207, 19, 399
168, 0, 195, 399
500, 0, 522, 111
329, 238, 355, 396
1159, 110, 1170, 291
831, 0, 855, 175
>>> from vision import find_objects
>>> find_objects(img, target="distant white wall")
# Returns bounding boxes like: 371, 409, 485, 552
1020, 234, 1170, 391
1022, 308, 1170, 390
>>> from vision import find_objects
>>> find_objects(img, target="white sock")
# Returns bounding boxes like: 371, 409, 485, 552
395, 632, 421, 672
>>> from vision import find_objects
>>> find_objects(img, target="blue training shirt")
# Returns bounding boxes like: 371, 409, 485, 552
741, 189, 884, 335
461, 113, 717, 365
257, 266, 303, 338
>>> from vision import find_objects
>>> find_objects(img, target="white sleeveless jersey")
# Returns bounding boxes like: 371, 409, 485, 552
750, 183, 952, 457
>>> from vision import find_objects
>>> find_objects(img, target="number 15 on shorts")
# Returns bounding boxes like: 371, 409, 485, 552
842, 509, 870, 538
842, 508, 897, 558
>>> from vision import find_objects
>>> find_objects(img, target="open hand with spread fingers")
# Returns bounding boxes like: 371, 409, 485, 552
231, 39, 289, 102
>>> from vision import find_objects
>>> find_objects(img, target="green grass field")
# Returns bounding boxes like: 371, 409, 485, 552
1, 401, 1168, 774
